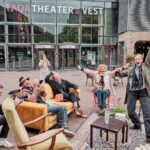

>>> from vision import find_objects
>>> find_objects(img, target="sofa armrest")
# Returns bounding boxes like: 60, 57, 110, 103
16, 101, 48, 131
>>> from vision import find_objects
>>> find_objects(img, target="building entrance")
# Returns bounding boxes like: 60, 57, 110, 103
58, 45, 79, 69
59, 49, 78, 68
34, 45, 55, 69
134, 41, 150, 62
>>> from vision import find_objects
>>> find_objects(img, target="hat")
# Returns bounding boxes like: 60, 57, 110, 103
19, 77, 29, 86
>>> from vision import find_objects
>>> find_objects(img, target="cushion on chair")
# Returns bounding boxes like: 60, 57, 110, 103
2, 98, 31, 150
30, 129, 72, 150
42, 83, 54, 99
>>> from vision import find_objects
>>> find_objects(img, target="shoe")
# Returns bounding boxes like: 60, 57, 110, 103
0, 139, 14, 148
146, 137, 150, 143
75, 109, 87, 118
130, 125, 141, 130
63, 128, 75, 138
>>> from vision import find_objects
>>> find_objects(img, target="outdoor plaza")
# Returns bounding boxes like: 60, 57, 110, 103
0, 69, 148, 150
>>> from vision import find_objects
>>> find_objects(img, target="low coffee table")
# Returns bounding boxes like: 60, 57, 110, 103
90, 117, 128, 150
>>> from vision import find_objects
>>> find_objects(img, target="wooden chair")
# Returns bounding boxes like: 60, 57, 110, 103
86, 73, 94, 86
2, 98, 72, 150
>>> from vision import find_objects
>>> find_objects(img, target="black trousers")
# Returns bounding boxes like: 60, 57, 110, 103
0, 105, 9, 138
63, 92, 80, 108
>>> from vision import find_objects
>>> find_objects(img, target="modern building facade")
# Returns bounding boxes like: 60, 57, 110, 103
118, 0, 150, 65
0, 0, 118, 71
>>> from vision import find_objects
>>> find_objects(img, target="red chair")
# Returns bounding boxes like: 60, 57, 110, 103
93, 94, 110, 110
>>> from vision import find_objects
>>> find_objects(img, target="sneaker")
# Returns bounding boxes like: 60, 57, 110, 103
63, 128, 75, 138
0, 139, 14, 148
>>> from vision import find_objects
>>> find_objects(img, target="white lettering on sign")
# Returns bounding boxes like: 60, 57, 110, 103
5, 4, 104, 15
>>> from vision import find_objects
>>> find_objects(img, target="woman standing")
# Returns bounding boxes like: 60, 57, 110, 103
39, 54, 51, 81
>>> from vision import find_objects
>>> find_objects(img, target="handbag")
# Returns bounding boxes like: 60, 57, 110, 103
55, 93, 64, 102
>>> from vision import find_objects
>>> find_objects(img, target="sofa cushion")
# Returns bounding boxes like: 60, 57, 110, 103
42, 83, 54, 99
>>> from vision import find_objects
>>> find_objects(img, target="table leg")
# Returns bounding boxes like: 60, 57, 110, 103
90, 125, 93, 147
100, 129, 102, 137
115, 133, 118, 150
106, 131, 108, 141
122, 126, 125, 143
126, 124, 128, 142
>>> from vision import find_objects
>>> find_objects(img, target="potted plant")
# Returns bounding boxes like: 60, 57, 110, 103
125, 54, 135, 65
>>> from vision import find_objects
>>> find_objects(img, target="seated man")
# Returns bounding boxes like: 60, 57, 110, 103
0, 84, 22, 148
19, 77, 74, 138
45, 72, 87, 118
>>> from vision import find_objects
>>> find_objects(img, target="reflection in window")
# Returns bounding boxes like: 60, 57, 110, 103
34, 25, 55, 43
5, 0, 31, 22
0, 25, 5, 42
57, 0, 80, 24
8, 46, 32, 70
31, 0, 56, 23
58, 26, 78, 43
8, 25, 31, 43
0, 0, 4, 22
0, 46, 5, 68
82, 27, 102, 44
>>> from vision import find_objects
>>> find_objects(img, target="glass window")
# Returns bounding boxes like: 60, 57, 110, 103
57, 0, 80, 24
8, 46, 32, 70
34, 25, 55, 43
81, 47, 100, 67
57, 25, 78, 43
0, 0, 4, 22
8, 25, 31, 43
81, 1, 104, 25
5, 0, 31, 22
0, 25, 5, 42
82, 27, 102, 44
32, 0, 56, 23
0, 46, 5, 68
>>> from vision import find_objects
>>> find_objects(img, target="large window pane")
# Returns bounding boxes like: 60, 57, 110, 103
82, 27, 102, 44
81, 1, 104, 25
8, 25, 31, 43
8, 46, 32, 70
5, 0, 31, 22
58, 26, 78, 43
0, 0, 4, 22
32, 0, 56, 23
34, 25, 55, 43
57, 0, 80, 24
0, 25, 5, 42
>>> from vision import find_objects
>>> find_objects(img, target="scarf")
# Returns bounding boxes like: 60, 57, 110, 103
131, 65, 143, 89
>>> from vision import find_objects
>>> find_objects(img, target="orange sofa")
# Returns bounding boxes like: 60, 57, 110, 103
16, 83, 80, 132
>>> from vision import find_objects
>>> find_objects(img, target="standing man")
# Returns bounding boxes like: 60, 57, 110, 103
0, 84, 14, 148
119, 49, 150, 143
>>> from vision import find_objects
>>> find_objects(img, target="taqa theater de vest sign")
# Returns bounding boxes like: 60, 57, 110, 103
5, 4, 103, 15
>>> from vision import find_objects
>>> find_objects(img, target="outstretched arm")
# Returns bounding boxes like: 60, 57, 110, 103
144, 49, 150, 68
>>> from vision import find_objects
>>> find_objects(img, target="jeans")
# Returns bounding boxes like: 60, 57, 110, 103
96, 88, 110, 108
46, 104, 68, 128
127, 88, 150, 137
63, 92, 80, 108
0, 105, 9, 138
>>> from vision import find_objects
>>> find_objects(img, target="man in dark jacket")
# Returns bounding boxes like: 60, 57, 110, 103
119, 49, 150, 143
45, 72, 87, 118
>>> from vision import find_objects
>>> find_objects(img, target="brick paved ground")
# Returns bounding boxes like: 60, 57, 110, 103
0, 69, 128, 149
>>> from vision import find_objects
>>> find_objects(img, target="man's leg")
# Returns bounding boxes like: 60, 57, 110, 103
47, 105, 67, 127
139, 89, 150, 139
96, 88, 103, 108
101, 89, 110, 108
127, 91, 141, 128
